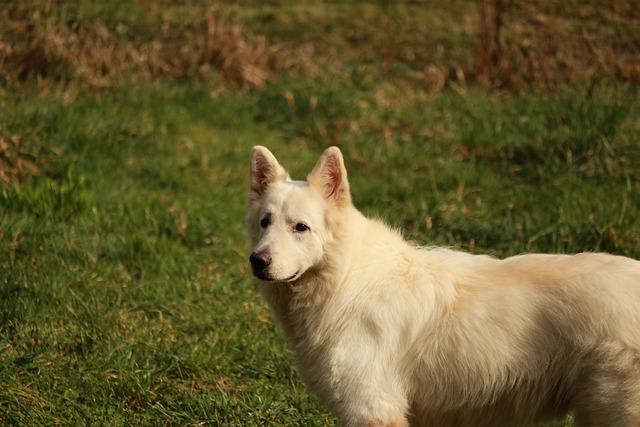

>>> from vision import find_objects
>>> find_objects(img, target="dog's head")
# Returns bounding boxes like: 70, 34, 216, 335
247, 146, 351, 283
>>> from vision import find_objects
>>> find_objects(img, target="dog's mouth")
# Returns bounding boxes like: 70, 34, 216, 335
284, 271, 301, 282
254, 270, 301, 283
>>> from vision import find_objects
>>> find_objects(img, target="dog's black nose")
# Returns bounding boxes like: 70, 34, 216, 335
250, 250, 271, 276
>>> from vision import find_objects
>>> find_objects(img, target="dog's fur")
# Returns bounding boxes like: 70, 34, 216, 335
247, 146, 640, 427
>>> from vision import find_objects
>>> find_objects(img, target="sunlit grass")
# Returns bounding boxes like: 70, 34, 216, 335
1, 1, 638, 425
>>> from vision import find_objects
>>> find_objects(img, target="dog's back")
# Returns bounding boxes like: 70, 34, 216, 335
404, 250, 640, 426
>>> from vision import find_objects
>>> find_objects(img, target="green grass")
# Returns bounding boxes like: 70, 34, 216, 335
1, 1, 639, 426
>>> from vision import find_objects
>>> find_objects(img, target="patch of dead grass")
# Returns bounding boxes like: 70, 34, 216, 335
0, 136, 42, 185
0, 4, 287, 89
2, 1, 637, 92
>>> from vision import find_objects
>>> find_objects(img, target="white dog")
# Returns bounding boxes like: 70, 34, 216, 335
247, 145, 640, 427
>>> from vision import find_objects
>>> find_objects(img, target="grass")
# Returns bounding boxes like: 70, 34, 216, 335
1, 1, 639, 426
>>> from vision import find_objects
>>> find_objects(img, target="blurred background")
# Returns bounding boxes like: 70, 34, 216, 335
2, 1, 639, 91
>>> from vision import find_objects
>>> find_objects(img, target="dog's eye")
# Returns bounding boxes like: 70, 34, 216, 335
260, 217, 269, 228
295, 223, 309, 232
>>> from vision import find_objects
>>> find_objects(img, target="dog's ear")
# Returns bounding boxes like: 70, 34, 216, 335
308, 146, 351, 207
249, 146, 289, 200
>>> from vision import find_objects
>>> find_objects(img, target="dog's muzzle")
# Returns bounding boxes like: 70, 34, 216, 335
249, 250, 300, 282
250, 250, 272, 280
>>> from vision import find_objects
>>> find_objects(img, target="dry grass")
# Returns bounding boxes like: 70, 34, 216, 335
479, 1, 640, 89
2, 1, 638, 91
408, 1, 640, 91
0, 136, 41, 185
0, 4, 285, 89
199, 11, 274, 88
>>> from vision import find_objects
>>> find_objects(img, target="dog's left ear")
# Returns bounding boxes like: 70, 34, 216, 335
308, 146, 351, 207
249, 146, 289, 202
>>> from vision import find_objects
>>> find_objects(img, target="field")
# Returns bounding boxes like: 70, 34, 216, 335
1, 1, 639, 425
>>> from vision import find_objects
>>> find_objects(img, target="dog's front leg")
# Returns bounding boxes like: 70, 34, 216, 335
324, 332, 411, 427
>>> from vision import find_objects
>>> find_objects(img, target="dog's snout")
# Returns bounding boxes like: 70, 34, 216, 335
250, 250, 271, 276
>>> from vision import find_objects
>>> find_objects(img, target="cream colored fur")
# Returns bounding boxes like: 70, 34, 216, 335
247, 146, 640, 427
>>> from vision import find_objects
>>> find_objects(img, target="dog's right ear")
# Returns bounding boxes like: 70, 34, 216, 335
249, 146, 288, 201
308, 146, 351, 207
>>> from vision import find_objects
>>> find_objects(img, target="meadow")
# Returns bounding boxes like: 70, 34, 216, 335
1, 1, 638, 425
